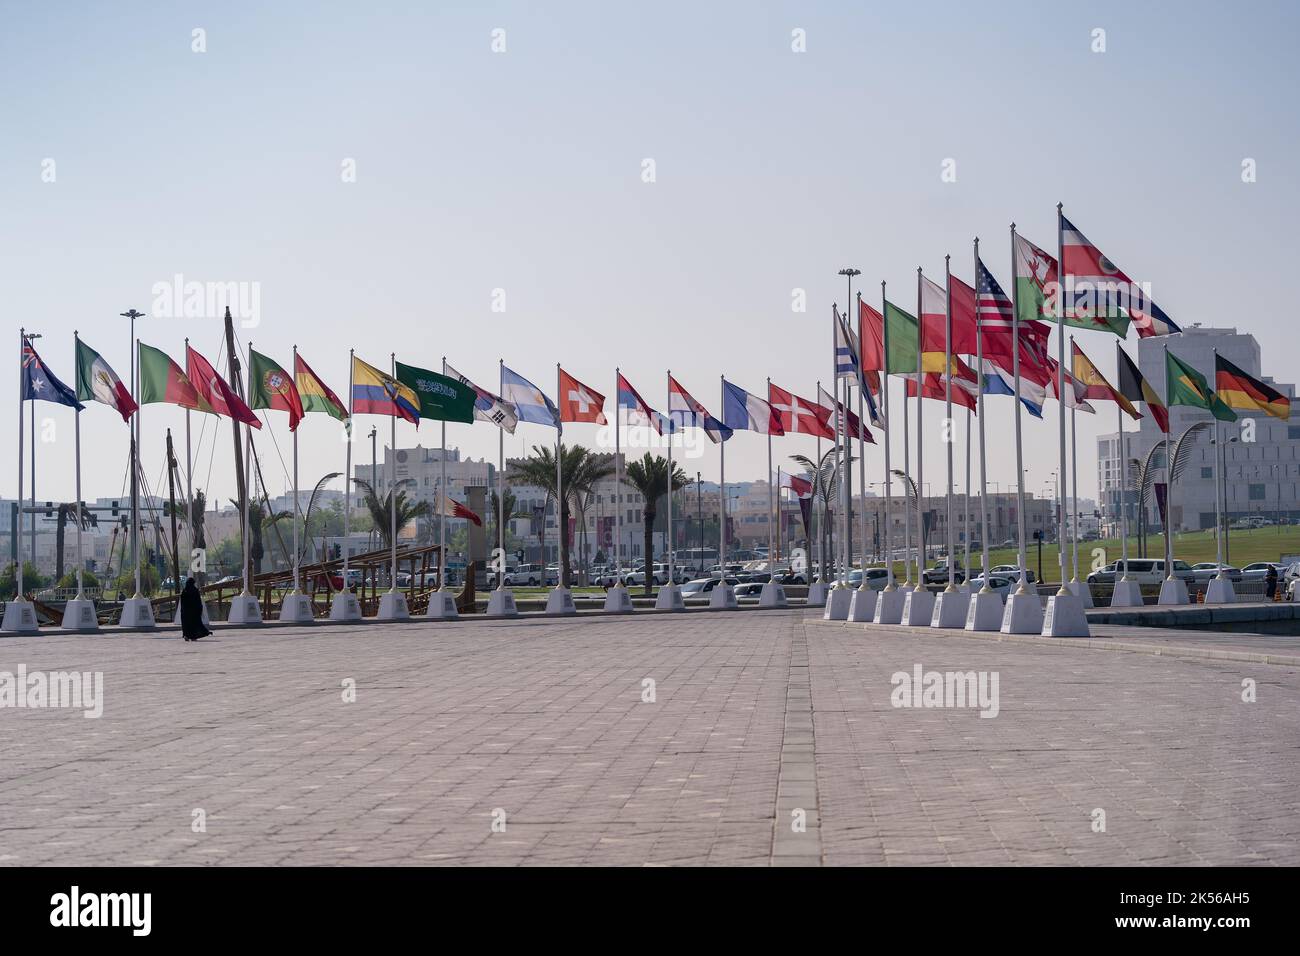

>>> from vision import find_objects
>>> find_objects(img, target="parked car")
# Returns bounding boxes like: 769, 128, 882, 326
733, 582, 766, 598
504, 563, 547, 586
845, 567, 892, 590
772, 567, 807, 585
965, 574, 1014, 597
1241, 561, 1286, 580
624, 563, 688, 586
680, 576, 739, 596
988, 565, 1035, 583
1087, 559, 1194, 586
1189, 562, 1243, 583
591, 566, 629, 587
922, 562, 965, 585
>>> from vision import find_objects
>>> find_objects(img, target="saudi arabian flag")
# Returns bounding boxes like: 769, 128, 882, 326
395, 361, 476, 423
138, 342, 212, 412
1165, 350, 1237, 422
883, 300, 918, 375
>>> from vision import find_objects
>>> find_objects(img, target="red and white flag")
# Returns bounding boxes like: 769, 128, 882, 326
437, 494, 482, 526
818, 385, 874, 443
558, 368, 607, 425
186, 345, 262, 429
768, 382, 834, 439
779, 472, 814, 499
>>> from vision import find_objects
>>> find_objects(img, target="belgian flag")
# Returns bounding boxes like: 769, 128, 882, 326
1114, 345, 1169, 432
1215, 354, 1291, 420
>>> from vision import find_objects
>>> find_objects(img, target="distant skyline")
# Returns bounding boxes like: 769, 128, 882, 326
3, 1, 1298, 512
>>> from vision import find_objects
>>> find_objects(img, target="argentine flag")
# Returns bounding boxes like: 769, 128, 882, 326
501, 365, 559, 427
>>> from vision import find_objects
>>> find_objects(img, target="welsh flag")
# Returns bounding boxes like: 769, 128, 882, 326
187, 345, 262, 429
75, 338, 137, 421
249, 348, 304, 430
1013, 232, 1060, 330
138, 343, 213, 413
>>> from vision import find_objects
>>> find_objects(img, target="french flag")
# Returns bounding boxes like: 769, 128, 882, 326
617, 373, 668, 435
668, 375, 732, 443
722, 380, 784, 435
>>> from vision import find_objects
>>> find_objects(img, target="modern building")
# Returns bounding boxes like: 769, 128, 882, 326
1098, 325, 1298, 533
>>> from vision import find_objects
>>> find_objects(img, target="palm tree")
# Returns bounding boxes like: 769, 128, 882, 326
230, 499, 291, 575
1131, 423, 1208, 558
351, 477, 432, 553
301, 472, 342, 564
507, 444, 614, 587
792, 448, 850, 580
623, 453, 691, 595
487, 487, 527, 585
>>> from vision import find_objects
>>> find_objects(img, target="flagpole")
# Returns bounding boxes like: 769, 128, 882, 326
916, 267, 925, 586
1069, 336, 1081, 588
901, 351, 913, 589
291, 345, 301, 595
555, 362, 564, 588
943, 255, 955, 593
344, 350, 354, 581
1009, 225, 1030, 595
498, 359, 506, 589
719, 374, 727, 574
68, 331, 84, 600
184, 338, 194, 583
815, 388, 823, 584
241, 342, 254, 600
1117, 380, 1131, 582
855, 291, 867, 579
829, 308, 842, 586
667, 375, 675, 585
1054, 204, 1069, 595
614, 366, 622, 581
129, 311, 142, 600
15, 329, 24, 603
776, 466, 782, 561
974, 240, 991, 591
390, 352, 398, 594
1162, 343, 1173, 580
881, 281, 895, 591
1213, 350, 1224, 578
440, 357, 449, 592
766, 376, 773, 572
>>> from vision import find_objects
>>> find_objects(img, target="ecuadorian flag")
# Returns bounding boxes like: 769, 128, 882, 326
352, 355, 419, 424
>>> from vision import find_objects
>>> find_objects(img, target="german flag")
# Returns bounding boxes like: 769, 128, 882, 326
1115, 345, 1169, 432
1215, 354, 1290, 420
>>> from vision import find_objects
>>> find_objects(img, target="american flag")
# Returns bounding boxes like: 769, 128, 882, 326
975, 256, 1013, 331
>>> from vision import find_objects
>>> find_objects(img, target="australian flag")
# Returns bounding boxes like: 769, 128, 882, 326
22, 341, 83, 409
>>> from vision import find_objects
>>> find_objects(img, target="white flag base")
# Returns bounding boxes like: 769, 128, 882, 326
1067, 579, 1095, 608
896, 582, 915, 594
2, 599, 39, 633
278, 591, 315, 624
486, 587, 519, 617
173, 599, 212, 627
758, 581, 787, 608
61, 597, 99, 632
1001, 589, 1043, 634
1157, 577, 1190, 606
956, 581, 972, 595
376, 590, 409, 620
822, 585, 852, 620
545, 586, 576, 616
931, 589, 969, 628
805, 581, 829, 607
708, 583, 737, 610
424, 589, 459, 620
329, 590, 362, 621
1042, 591, 1090, 637
1205, 576, 1237, 605
901, 587, 935, 626
652, 584, 682, 612
965, 590, 1004, 631
120, 595, 156, 629
872, 587, 906, 624
227, 590, 263, 625
1109, 579, 1144, 608
847, 585, 876, 621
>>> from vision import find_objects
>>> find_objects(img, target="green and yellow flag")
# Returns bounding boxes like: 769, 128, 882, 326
1165, 350, 1236, 422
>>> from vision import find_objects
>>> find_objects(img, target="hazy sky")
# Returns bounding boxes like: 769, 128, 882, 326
3, 0, 1298, 510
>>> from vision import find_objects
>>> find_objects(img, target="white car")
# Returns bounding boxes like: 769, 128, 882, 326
988, 565, 1036, 583
965, 574, 1014, 597
504, 563, 547, 586
625, 563, 687, 586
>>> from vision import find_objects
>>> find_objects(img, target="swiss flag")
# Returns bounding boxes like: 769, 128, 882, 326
558, 368, 607, 425
187, 346, 262, 429
768, 382, 834, 439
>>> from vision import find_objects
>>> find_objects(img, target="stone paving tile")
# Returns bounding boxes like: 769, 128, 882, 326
1, 610, 1297, 865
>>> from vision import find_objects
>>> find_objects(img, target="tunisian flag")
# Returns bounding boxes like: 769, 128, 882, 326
186, 345, 262, 429
768, 382, 834, 439
558, 368, 607, 425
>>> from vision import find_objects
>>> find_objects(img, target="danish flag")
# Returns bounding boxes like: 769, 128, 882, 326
768, 382, 834, 439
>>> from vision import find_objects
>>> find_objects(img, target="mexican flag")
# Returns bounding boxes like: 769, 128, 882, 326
883, 300, 918, 375
249, 348, 304, 430
75, 338, 138, 421
1166, 350, 1237, 422
138, 342, 212, 412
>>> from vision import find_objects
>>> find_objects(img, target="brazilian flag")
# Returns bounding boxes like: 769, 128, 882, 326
1165, 350, 1236, 422
395, 361, 476, 423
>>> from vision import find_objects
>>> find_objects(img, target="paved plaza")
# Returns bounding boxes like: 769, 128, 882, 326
1, 609, 1297, 866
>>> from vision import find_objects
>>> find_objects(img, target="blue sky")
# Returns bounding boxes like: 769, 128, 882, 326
3, 0, 1298, 508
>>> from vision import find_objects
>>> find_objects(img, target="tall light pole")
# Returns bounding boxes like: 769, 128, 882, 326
837, 268, 860, 574
120, 309, 144, 593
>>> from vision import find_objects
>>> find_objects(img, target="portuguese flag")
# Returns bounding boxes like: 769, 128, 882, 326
1215, 354, 1290, 421
249, 348, 304, 430
1165, 350, 1237, 422
395, 361, 476, 423
138, 342, 212, 412
883, 300, 919, 375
